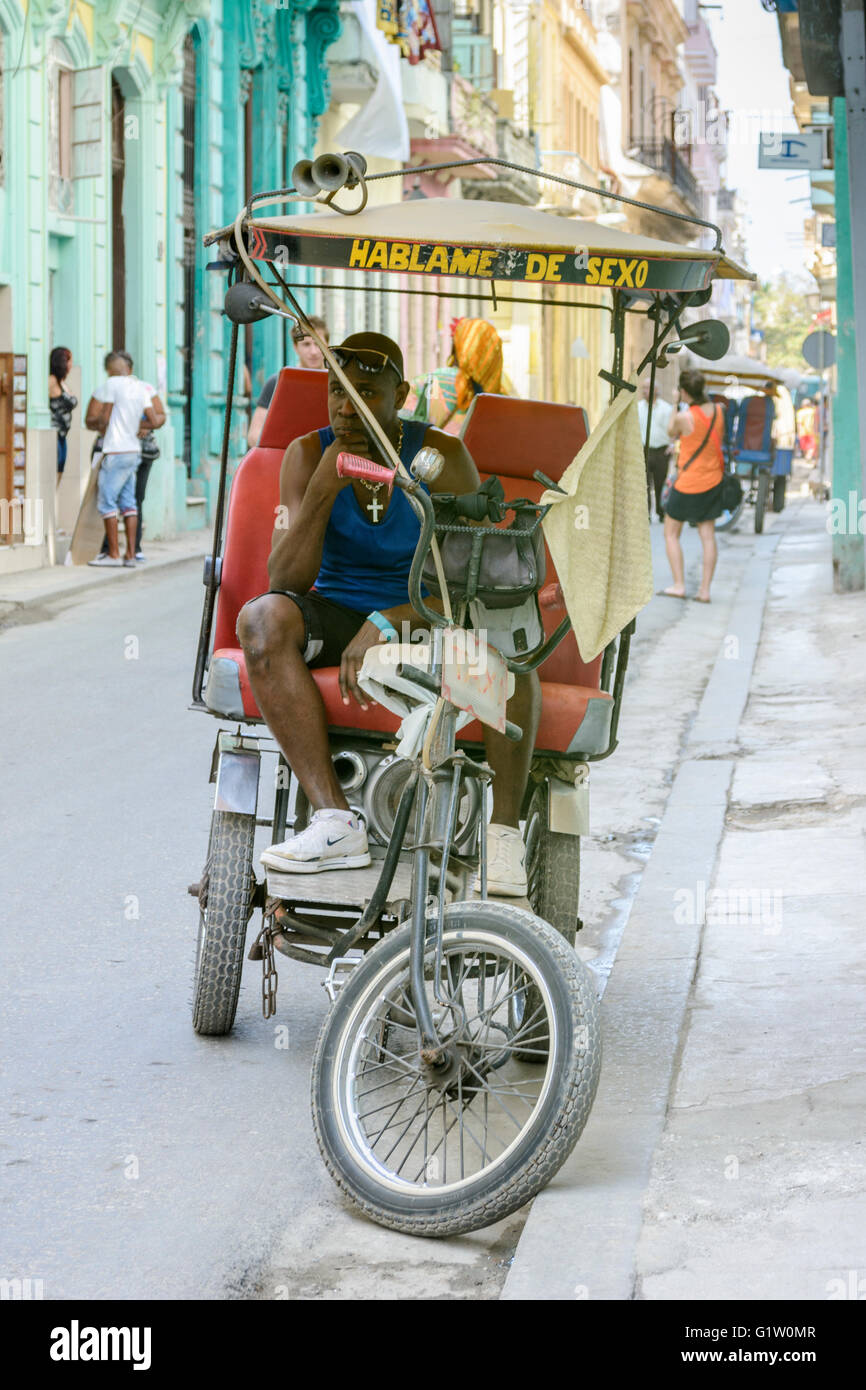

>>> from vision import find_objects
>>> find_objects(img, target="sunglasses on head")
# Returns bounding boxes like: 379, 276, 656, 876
330, 347, 402, 382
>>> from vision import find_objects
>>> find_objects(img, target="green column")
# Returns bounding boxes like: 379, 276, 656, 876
831, 95, 864, 591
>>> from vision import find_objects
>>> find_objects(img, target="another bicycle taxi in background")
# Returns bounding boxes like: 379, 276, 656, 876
189, 152, 752, 1235
686, 352, 796, 532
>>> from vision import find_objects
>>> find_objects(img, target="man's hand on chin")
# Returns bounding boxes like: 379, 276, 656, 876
339, 622, 387, 709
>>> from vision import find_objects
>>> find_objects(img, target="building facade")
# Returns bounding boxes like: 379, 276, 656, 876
0, 0, 342, 574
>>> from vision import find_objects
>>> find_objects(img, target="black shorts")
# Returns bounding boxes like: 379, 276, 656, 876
664, 481, 725, 524
239, 589, 367, 668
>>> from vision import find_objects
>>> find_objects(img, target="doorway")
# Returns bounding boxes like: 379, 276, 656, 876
111, 77, 126, 352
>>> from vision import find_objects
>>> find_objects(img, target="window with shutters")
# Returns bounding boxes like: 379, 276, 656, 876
48, 43, 74, 214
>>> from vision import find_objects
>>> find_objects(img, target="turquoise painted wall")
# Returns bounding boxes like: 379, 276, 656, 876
0, 0, 342, 567
830, 96, 864, 592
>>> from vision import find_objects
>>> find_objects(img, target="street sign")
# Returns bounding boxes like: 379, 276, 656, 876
802, 330, 837, 369
758, 131, 825, 169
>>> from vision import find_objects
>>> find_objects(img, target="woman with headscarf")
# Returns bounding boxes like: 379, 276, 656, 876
403, 317, 510, 434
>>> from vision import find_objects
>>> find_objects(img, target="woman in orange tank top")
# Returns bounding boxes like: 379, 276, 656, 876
660, 369, 725, 604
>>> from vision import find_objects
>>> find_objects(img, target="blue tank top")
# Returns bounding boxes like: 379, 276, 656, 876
314, 418, 430, 612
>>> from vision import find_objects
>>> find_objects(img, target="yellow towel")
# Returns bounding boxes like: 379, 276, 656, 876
540, 382, 653, 662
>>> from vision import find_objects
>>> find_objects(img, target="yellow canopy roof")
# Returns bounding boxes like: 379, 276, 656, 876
208, 197, 753, 292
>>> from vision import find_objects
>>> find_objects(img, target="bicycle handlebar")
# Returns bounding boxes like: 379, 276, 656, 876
336, 452, 397, 489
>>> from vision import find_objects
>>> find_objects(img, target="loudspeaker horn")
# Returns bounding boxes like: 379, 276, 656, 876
310, 152, 352, 192
291, 158, 320, 197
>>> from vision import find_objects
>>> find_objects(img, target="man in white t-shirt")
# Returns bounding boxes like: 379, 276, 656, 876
637, 378, 673, 520
85, 351, 166, 567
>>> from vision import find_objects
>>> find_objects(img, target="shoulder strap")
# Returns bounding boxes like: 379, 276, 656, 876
679, 405, 718, 472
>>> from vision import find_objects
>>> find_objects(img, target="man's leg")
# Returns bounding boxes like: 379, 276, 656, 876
651, 449, 669, 518
122, 511, 138, 561
482, 671, 541, 827
475, 670, 541, 897
237, 593, 349, 812
103, 515, 120, 558
134, 457, 152, 554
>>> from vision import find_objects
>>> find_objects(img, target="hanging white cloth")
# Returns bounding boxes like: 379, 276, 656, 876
337, 1, 411, 162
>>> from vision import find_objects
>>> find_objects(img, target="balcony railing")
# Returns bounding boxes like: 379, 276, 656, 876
452, 19, 495, 91
633, 137, 702, 214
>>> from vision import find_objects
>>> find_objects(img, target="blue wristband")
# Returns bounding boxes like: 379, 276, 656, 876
367, 611, 399, 643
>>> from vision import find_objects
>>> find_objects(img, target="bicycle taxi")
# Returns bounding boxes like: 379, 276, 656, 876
688, 353, 793, 532
190, 153, 750, 1235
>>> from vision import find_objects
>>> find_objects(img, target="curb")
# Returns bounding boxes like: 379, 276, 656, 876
501, 510, 791, 1301
0, 544, 210, 629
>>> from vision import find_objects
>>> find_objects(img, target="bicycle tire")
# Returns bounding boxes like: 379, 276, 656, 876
754, 471, 769, 533
192, 810, 256, 1036
312, 901, 601, 1238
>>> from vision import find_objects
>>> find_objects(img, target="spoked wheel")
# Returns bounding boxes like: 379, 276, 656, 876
312, 901, 601, 1237
754, 471, 769, 533
192, 810, 257, 1036
772, 475, 786, 513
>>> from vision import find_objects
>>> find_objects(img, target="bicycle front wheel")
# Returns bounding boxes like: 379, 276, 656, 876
311, 901, 601, 1237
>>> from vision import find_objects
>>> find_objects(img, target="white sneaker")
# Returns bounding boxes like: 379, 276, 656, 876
260, 809, 371, 874
88, 553, 122, 567
475, 823, 528, 898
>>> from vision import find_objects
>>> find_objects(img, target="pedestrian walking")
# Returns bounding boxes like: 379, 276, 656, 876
247, 316, 329, 448
49, 346, 77, 482
96, 354, 166, 562
637, 378, 672, 519
84, 351, 166, 568
660, 369, 725, 604
796, 396, 817, 463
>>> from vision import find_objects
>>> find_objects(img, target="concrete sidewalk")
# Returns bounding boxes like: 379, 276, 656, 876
504, 497, 866, 1300
0, 533, 211, 629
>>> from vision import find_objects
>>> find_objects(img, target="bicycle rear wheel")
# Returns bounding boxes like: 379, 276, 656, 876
312, 901, 601, 1237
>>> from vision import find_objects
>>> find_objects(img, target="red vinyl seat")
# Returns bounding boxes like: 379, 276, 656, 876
204, 377, 614, 757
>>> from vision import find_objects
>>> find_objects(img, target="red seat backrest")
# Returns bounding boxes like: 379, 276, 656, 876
212, 368, 329, 652
460, 395, 602, 689
259, 367, 328, 448
740, 395, 772, 452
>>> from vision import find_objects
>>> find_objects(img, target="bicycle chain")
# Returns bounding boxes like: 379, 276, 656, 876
255, 901, 281, 1019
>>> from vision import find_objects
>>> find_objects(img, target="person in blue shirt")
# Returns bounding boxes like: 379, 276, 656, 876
236, 332, 539, 895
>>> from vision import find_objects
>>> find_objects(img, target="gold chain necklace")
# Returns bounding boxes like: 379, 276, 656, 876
358, 422, 403, 522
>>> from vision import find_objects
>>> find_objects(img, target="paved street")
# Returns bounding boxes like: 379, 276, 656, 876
1, 513, 770, 1300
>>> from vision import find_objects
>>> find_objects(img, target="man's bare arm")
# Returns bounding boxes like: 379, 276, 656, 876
144, 395, 167, 429
85, 396, 111, 432
267, 433, 352, 592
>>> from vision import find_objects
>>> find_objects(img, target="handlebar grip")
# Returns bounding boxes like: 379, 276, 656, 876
336, 452, 396, 490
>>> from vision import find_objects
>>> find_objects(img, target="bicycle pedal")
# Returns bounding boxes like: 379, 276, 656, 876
323, 956, 358, 1003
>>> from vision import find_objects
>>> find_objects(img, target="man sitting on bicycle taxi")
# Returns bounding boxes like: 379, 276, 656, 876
236, 332, 540, 896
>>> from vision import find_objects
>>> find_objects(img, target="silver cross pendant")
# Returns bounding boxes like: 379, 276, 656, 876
366, 495, 383, 523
